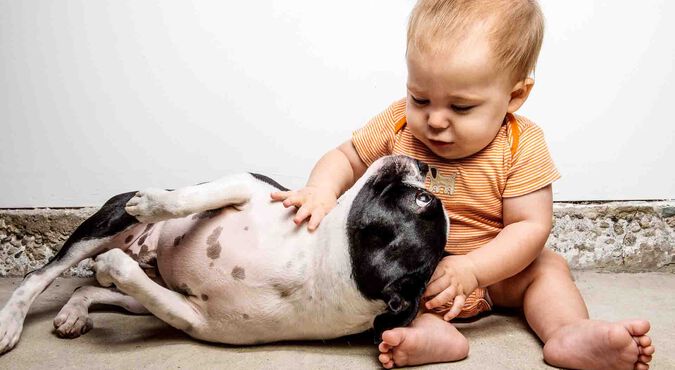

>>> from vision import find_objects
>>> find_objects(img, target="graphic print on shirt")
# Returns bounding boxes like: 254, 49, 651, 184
427, 167, 457, 196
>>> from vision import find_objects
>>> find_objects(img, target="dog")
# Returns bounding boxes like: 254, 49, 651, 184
0, 155, 448, 353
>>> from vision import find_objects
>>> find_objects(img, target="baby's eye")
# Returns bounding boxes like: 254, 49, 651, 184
411, 96, 430, 106
452, 105, 476, 113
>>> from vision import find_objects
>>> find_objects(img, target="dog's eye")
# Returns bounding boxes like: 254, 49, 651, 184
415, 190, 433, 207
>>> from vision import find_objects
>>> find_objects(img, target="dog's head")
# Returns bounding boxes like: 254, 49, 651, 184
346, 155, 448, 342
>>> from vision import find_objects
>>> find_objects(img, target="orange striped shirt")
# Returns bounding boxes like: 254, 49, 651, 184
352, 98, 560, 318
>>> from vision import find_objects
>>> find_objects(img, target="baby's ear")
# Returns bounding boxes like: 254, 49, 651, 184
507, 77, 535, 114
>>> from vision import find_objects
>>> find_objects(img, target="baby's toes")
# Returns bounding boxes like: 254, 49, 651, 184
641, 344, 655, 356
378, 341, 392, 353
378, 354, 395, 369
636, 335, 652, 349
634, 362, 649, 370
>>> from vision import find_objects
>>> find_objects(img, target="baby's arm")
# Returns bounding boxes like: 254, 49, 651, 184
271, 139, 367, 230
424, 185, 553, 318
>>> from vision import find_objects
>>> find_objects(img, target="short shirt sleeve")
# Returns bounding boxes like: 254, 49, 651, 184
351, 100, 404, 166
503, 122, 561, 198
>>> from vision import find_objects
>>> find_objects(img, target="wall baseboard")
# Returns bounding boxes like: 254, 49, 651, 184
1, 201, 673, 277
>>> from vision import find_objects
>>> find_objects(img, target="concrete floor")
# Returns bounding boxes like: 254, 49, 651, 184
0, 272, 673, 370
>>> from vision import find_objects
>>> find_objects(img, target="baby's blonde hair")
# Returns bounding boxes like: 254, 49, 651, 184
407, 0, 544, 81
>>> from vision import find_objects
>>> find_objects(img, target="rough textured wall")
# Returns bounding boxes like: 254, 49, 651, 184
548, 202, 674, 272
0, 208, 97, 277
1, 202, 674, 277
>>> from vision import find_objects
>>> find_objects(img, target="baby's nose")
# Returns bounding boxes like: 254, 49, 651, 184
427, 111, 451, 129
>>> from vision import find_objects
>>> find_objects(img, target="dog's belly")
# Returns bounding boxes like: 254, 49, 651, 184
150, 199, 345, 342
154, 202, 294, 298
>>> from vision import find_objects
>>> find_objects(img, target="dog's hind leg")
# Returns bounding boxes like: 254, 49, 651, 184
125, 173, 253, 223
94, 249, 205, 335
0, 191, 140, 354
53, 285, 149, 338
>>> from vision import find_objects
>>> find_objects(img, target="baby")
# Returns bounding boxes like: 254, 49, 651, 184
272, 0, 655, 369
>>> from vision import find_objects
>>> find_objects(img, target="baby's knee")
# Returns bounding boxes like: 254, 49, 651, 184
533, 248, 571, 277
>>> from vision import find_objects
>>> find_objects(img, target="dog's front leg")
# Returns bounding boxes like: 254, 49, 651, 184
125, 173, 253, 223
94, 249, 205, 334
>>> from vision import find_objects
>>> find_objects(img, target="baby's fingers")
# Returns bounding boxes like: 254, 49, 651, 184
425, 285, 456, 310
307, 208, 326, 231
423, 272, 448, 299
294, 204, 312, 225
282, 194, 304, 208
270, 191, 291, 201
443, 294, 466, 321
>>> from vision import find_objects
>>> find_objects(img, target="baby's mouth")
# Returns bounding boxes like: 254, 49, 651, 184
428, 139, 453, 147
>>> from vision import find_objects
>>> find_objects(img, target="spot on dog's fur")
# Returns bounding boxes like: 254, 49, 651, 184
201, 294, 209, 301
138, 234, 147, 246
244, 226, 249, 231
144, 223, 154, 232
192, 209, 221, 220
242, 313, 250, 320
207, 226, 222, 244
231, 266, 245, 280
207, 242, 221, 260
124, 235, 134, 244
173, 235, 183, 247
137, 245, 157, 267
272, 281, 302, 298
175, 283, 194, 297
206, 227, 223, 259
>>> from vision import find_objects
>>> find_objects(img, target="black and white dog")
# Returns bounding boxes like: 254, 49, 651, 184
0, 155, 448, 353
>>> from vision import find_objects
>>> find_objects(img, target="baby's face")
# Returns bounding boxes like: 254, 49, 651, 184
405, 35, 520, 160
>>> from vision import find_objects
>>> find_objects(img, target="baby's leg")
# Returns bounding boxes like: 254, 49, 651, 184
93, 249, 206, 335
53, 285, 149, 338
377, 312, 469, 369
488, 248, 655, 370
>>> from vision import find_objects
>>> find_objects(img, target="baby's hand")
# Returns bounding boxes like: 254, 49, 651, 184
423, 255, 479, 321
270, 186, 337, 231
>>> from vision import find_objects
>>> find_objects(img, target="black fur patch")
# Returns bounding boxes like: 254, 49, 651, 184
346, 156, 447, 343
250, 173, 290, 191
51, 192, 140, 262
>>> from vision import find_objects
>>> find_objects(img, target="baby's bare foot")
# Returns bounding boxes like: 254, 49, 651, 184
543, 319, 654, 370
377, 313, 468, 368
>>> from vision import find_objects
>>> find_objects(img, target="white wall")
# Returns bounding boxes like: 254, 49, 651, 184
0, 0, 673, 207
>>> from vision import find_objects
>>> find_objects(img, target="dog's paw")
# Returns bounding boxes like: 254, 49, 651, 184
53, 301, 93, 339
94, 249, 143, 290
125, 188, 175, 223
0, 305, 25, 354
